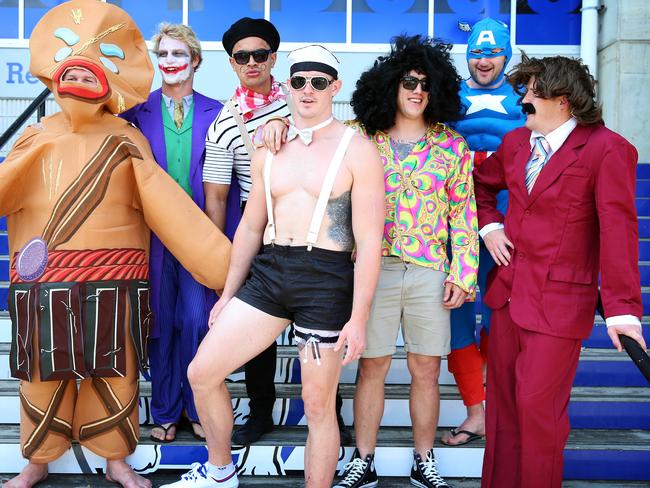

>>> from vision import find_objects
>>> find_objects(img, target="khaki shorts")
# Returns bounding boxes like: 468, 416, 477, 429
363, 257, 451, 358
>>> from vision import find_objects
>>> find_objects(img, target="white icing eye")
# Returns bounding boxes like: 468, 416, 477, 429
54, 46, 73, 62
100, 56, 119, 73
99, 56, 120, 73
100, 43, 125, 59
54, 27, 80, 46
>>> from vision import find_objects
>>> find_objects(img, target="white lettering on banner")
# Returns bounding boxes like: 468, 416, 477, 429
476, 30, 496, 45
6, 62, 39, 84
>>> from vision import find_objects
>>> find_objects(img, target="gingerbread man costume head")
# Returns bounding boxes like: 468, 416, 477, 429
29, 0, 153, 115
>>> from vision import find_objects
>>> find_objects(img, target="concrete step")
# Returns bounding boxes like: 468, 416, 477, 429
0, 425, 648, 480
638, 217, 650, 238
636, 197, 650, 214
3, 473, 649, 487
0, 339, 647, 387
0, 379, 647, 402
0, 379, 647, 430
636, 164, 650, 179
640, 239, 650, 261
584, 321, 650, 348
636, 180, 650, 197
0, 311, 646, 352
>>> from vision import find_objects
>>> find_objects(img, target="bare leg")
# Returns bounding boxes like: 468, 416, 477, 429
300, 347, 344, 488
408, 353, 441, 455
187, 298, 290, 467
2, 461, 48, 488
105, 459, 152, 488
353, 356, 392, 458
441, 403, 485, 445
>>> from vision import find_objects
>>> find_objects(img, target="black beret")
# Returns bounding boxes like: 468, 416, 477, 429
222, 17, 280, 56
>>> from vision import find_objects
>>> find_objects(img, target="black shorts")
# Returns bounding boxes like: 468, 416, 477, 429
235, 245, 354, 331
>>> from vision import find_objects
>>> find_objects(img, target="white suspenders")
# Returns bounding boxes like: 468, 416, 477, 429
263, 126, 356, 250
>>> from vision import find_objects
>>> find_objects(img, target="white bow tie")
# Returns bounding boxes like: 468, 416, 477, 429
286, 117, 334, 145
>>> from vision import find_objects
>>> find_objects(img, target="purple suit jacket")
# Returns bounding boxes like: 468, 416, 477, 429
121, 89, 223, 337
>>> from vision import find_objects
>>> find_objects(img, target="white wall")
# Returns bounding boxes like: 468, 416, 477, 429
598, 0, 650, 161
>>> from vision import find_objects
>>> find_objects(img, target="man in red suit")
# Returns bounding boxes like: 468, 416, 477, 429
474, 54, 647, 488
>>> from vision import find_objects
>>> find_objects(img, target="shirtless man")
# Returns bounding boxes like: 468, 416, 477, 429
162, 45, 384, 488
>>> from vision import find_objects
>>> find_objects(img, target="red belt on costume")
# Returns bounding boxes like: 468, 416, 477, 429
10, 248, 148, 283
9, 248, 152, 382
470, 150, 494, 169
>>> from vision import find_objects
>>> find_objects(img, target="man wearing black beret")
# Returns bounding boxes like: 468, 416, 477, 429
221, 17, 280, 57
202, 17, 349, 448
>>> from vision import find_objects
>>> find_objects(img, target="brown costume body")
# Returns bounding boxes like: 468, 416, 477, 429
1, 0, 231, 463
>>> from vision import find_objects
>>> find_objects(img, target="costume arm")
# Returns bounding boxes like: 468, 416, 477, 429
130, 131, 231, 291
219, 148, 269, 299
596, 138, 643, 319
445, 136, 479, 295
349, 136, 384, 323
473, 135, 509, 229
0, 126, 41, 217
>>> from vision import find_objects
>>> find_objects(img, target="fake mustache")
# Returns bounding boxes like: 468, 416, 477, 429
522, 102, 536, 115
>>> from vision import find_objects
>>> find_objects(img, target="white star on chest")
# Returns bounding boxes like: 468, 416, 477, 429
465, 94, 507, 115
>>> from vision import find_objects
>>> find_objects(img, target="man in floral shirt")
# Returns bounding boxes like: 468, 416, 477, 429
334, 35, 478, 488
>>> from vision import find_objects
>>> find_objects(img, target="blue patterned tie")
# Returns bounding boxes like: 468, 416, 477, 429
525, 136, 550, 193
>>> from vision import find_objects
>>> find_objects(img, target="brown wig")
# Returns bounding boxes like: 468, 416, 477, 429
507, 53, 602, 125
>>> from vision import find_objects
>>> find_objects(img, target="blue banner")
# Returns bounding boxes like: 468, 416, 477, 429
107, 0, 182, 39
516, 0, 581, 45
24, 0, 68, 38
5, 0, 582, 46
189, 0, 264, 43
352, 0, 428, 43
434, 0, 510, 44
271, 0, 346, 43
0, 1, 18, 39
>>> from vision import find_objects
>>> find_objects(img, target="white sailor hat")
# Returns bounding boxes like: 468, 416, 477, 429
288, 44, 339, 79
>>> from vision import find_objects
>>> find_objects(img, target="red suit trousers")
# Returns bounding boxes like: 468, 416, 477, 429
481, 305, 581, 488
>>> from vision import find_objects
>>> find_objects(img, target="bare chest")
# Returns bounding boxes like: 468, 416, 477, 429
268, 141, 351, 200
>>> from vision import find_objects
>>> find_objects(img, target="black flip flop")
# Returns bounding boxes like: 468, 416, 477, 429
440, 428, 483, 446
189, 421, 206, 441
178, 416, 207, 441
149, 423, 177, 443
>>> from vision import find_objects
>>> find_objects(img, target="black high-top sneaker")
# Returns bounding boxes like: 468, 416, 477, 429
410, 449, 451, 488
332, 449, 378, 488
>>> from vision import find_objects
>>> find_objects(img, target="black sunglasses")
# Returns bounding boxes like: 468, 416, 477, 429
400, 75, 429, 91
289, 75, 333, 91
232, 49, 272, 65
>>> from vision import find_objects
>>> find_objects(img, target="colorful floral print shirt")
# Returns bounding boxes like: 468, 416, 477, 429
351, 121, 479, 295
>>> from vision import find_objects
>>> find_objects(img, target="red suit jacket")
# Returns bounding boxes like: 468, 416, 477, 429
474, 123, 642, 339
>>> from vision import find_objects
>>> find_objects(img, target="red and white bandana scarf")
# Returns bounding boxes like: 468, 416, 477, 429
234, 77, 286, 121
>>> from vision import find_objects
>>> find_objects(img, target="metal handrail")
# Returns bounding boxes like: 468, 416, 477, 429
0, 88, 50, 151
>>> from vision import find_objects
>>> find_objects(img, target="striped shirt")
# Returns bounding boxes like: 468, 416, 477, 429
203, 98, 291, 202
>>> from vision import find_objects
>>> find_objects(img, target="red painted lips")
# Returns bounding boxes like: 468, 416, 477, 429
53, 59, 110, 101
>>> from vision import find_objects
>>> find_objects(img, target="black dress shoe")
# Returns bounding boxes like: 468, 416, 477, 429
232, 415, 274, 445
338, 413, 353, 445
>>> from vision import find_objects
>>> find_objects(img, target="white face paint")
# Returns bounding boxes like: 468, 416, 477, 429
156, 36, 193, 85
